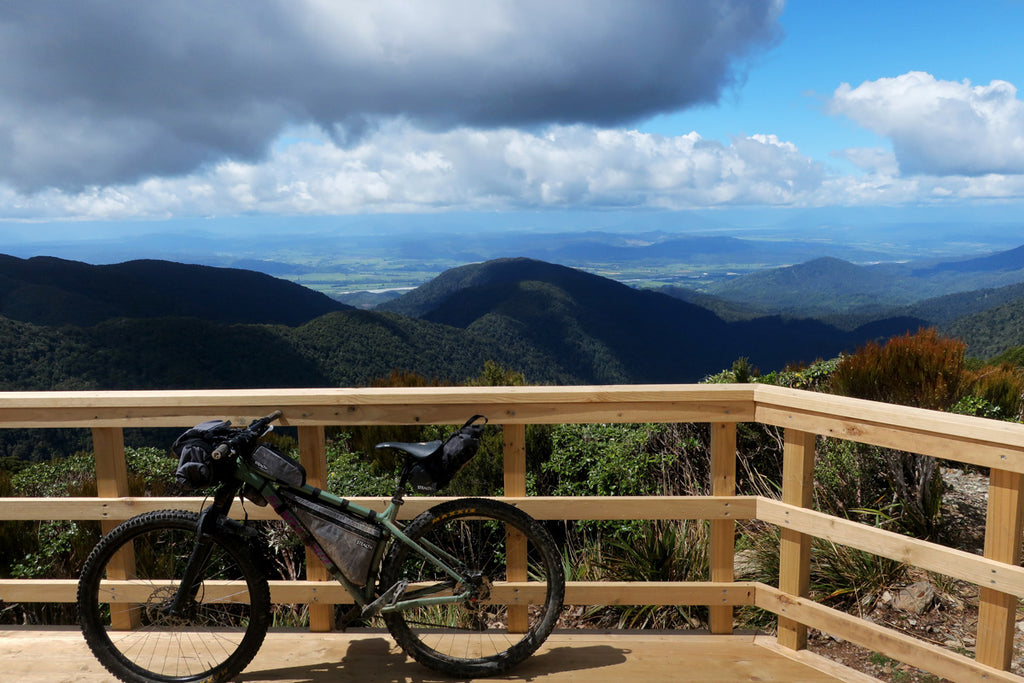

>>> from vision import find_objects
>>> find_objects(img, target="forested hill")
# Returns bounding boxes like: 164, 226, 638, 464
0, 255, 924, 395
0, 254, 349, 326
380, 258, 922, 383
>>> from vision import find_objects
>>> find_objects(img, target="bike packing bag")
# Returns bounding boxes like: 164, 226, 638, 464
408, 414, 487, 494
172, 419, 234, 487
278, 488, 382, 586
250, 444, 306, 488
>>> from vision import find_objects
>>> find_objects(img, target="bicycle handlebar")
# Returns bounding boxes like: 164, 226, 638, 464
211, 410, 282, 460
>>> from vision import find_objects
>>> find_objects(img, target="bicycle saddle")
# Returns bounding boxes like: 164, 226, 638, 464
375, 440, 442, 459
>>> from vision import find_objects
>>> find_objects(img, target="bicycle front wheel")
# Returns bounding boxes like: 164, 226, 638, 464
77, 510, 270, 683
380, 498, 565, 677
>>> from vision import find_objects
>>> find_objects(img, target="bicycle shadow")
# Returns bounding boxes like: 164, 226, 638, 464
237, 635, 630, 682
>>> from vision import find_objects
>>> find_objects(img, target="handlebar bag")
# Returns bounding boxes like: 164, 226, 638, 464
408, 415, 487, 494
172, 419, 233, 487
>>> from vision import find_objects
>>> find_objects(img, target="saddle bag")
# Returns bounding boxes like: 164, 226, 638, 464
278, 488, 382, 587
407, 415, 487, 494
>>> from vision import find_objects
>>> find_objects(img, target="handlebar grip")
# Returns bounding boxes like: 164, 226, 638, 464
212, 442, 231, 461
266, 410, 283, 422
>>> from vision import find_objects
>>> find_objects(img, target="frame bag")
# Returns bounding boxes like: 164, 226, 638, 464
279, 488, 383, 586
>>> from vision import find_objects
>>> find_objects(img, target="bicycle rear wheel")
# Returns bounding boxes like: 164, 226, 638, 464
77, 510, 270, 683
380, 498, 564, 677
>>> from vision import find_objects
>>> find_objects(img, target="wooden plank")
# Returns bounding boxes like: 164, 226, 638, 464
709, 422, 737, 635
0, 629, 864, 683
504, 423, 529, 633
777, 429, 814, 651
977, 468, 1024, 670
0, 578, 757, 607
754, 636, 881, 683
298, 425, 333, 633
753, 384, 1024, 473
756, 585, 1022, 683
0, 495, 758, 522
0, 384, 757, 427
755, 384, 1024, 449
758, 498, 1024, 597
756, 403, 1024, 473
91, 427, 138, 630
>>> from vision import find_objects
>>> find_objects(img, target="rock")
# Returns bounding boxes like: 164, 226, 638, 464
892, 581, 935, 615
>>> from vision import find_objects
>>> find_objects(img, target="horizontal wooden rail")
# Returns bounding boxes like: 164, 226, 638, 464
0, 385, 756, 428
0, 495, 756, 522
755, 585, 1020, 683
757, 498, 1024, 598
0, 579, 758, 609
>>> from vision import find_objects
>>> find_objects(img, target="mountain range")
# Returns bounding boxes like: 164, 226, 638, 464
699, 246, 1024, 318
5, 239, 1024, 396
0, 253, 926, 393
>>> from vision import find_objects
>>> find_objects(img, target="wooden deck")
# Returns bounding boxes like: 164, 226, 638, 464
0, 627, 877, 682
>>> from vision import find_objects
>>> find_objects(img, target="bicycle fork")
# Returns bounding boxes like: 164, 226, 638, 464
165, 484, 238, 617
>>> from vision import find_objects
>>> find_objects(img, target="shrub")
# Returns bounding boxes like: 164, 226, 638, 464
832, 328, 968, 411
963, 363, 1024, 421
591, 520, 710, 629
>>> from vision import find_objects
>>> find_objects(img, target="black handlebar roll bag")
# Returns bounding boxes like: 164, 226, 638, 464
172, 419, 233, 487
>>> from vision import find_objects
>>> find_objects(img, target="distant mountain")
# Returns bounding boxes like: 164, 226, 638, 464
704, 245, 1024, 317
903, 282, 1024, 325
0, 254, 932, 398
383, 257, 920, 383
915, 244, 1024, 274
519, 234, 897, 266
0, 254, 348, 326
704, 257, 912, 315
655, 285, 773, 321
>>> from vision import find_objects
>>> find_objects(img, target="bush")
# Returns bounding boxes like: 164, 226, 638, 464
592, 520, 710, 629
832, 328, 968, 411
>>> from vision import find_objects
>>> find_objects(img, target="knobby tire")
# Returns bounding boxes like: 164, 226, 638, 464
77, 509, 270, 683
380, 498, 565, 677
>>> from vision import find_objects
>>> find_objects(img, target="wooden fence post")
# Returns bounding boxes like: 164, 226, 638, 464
298, 425, 332, 632
92, 427, 138, 629
977, 467, 1024, 669
710, 422, 737, 634
777, 428, 815, 650
504, 423, 529, 633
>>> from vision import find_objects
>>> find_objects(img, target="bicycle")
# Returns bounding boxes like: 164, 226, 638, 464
77, 411, 565, 682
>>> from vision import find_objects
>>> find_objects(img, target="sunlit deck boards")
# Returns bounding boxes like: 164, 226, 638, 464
1, 627, 876, 682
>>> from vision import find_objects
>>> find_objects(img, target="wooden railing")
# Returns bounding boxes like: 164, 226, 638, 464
2, 384, 1023, 682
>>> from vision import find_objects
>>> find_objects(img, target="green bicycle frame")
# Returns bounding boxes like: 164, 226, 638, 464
232, 459, 474, 612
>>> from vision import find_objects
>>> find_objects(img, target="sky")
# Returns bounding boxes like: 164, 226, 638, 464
2, 0, 1024, 245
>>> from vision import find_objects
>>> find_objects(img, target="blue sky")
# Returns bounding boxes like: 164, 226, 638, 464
2, 0, 1024, 245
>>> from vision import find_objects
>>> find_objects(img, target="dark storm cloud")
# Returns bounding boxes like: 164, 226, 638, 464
0, 0, 783, 192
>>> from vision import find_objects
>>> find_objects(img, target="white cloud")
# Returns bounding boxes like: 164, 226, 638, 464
0, 123, 828, 219
832, 147, 900, 176
11, 118, 1024, 223
829, 71, 1024, 176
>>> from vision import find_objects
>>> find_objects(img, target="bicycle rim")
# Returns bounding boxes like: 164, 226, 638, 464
78, 510, 270, 683
381, 498, 564, 677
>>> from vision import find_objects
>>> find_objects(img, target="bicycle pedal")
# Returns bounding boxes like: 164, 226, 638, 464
361, 579, 408, 618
